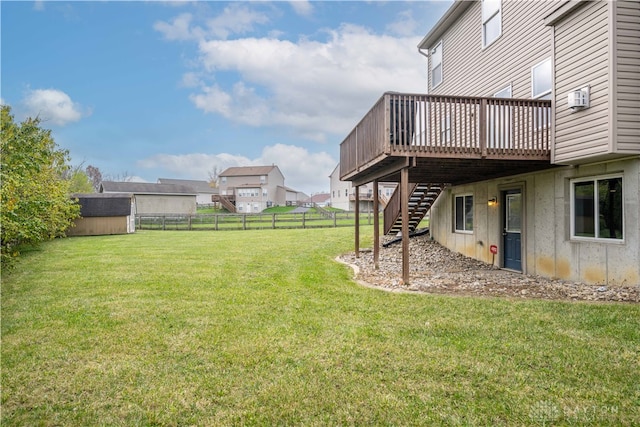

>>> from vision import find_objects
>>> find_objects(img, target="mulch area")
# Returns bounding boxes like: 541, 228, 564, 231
337, 232, 640, 303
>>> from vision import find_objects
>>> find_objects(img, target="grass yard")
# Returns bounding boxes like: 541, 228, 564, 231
2, 228, 639, 426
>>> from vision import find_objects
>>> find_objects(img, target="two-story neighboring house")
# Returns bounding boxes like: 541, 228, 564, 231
330, 164, 397, 212
216, 165, 302, 213
340, 0, 640, 286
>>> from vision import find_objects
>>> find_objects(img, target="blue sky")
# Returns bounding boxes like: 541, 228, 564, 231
2, 0, 452, 195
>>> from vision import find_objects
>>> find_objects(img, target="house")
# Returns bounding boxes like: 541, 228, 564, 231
281, 186, 309, 207
100, 181, 197, 215
303, 193, 331, 208
330, 164, 397, 212
215, 165, 306, 212
67, 193, 135, 236
157, 178, 218, 206
339, 0, 640, 286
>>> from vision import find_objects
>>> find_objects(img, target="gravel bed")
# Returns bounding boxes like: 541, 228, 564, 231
337, 232, 639, 303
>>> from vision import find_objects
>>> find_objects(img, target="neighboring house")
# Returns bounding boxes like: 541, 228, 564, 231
157, 178, 218, 205
215, 165, 306, 212
339, 0, 640, 286
330, 163, 396, 212
303, 193, 331, 208
100, 181, 197, 215
67, 193, 135, 236
280, 186, 309, 207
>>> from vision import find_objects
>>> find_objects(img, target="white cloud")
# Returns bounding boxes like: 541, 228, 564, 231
206, 4, 270, 39
22, 88, 87, 126
137, 144, 335, 194
153, 13, 203, 41
154, 4, 269, 41
386, 9, 420, 37
190, 24, 425, 141
289, 1, 313, 17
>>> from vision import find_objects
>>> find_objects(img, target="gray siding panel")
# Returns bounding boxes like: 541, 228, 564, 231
430, 1, 559, 98
616, 0, 640, 153
553, 1, 610, 164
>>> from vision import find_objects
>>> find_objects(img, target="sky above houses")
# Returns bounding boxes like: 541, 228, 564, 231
2, 0, 452, 195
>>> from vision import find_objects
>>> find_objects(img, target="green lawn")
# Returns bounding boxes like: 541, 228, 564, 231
2, 229, 639, 426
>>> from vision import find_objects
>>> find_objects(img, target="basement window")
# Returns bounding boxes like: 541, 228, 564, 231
455, 194, 474, 232
571, 175, 623, 241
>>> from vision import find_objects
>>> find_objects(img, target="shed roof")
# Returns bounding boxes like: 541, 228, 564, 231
157, 178, 218, 194
100, 181, 197, 195
219, 165, 279, 177
305, 193, 331, 204
72, 193, 133, 217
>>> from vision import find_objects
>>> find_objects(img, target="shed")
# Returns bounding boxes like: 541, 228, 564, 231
68, 193, 135, 236
100, 181, 197, 215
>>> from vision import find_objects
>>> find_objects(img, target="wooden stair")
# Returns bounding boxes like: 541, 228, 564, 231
211, 194, 236, 213
384, 183, 444, 235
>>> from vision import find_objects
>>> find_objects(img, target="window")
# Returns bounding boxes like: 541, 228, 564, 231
345, 189, 348, 197
482, 0, 501, 47
238, 188, 260, 198
431, 40, 443, 89
571, 175, 623, 240
532, 58, 552, 129
489, 85, 512, 148
455, 194, 474, 232
260, 175, 267, 184
221, 177, 227, 184
532, 58, 552, 99
494, 85, 511, 98
441, 114, 451, 143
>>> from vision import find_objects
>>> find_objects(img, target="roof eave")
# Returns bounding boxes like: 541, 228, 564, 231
417, 0, 474, 50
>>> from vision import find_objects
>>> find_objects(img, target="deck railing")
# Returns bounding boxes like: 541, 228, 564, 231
340, 92, 551, 180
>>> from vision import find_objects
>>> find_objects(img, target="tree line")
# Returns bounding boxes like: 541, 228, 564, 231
1, 106, 108, 268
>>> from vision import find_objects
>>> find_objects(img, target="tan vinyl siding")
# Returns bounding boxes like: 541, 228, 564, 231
552, 1, 610, 164
616, 0, 640, 153
430, 1, 559, 98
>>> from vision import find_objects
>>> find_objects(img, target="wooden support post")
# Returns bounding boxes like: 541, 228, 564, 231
373, 180, 380, 269
354, 185, 360, 258
480, 98, 487, 158
401, 168, 410, 284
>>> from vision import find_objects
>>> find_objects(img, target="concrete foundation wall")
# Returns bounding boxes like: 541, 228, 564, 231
430, 158, 640, 286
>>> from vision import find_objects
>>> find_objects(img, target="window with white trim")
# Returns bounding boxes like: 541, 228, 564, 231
571, 175, 623, 240
532, 58, 552, 99
532, 58, 552, 130
454, 194, 474, 232
441, 114, 451, 143
489, 85, 512, 148
431, 40, 443, 89
482, 0, 501, 48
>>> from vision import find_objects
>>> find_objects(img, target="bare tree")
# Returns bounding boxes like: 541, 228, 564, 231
208, 166, 219, 188
85, 165, 103, 192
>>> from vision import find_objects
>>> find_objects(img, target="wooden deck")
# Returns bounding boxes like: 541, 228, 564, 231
340, 92, 554, 186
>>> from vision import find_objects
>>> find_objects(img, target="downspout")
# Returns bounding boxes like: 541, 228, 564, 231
418, 47, 430, 93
